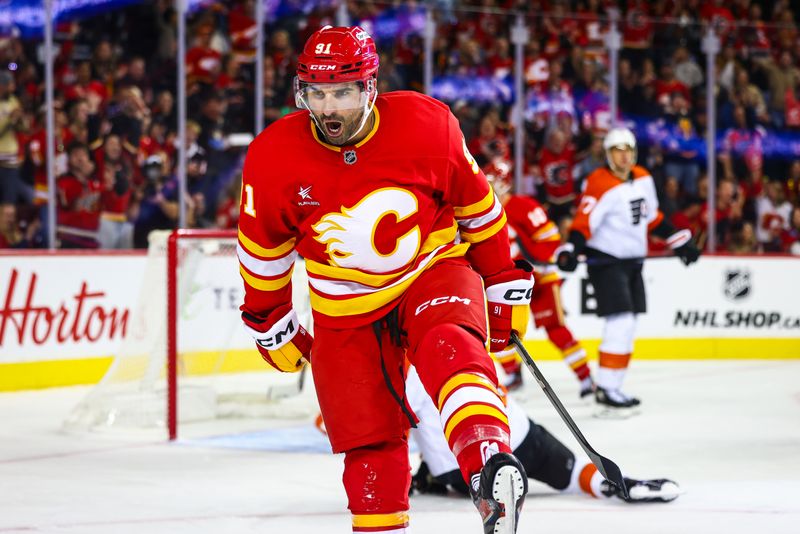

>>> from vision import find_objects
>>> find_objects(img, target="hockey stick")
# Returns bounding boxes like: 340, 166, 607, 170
266, 363, 309, 401
526, 253, 677, 268
509, 332, 629, 499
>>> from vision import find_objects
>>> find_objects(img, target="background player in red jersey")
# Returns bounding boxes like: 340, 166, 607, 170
556, 128, 700, 414
483, 160, 594, 398
237, 26, 532, 534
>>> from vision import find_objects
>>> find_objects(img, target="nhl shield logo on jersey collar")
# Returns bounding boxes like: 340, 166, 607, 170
343, 150, 357, 165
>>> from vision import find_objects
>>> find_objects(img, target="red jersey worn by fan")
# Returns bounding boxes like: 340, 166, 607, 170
537, 143, 577, 206
237, 25, 531, 534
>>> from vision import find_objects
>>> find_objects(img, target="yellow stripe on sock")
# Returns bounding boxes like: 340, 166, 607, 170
352, 512, 410, 528
443, 404, 508, 442
437, 373, 497, 410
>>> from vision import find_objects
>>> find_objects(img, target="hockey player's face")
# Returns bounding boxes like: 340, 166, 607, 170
305, 82, 366, 145
609, 146, 635, 173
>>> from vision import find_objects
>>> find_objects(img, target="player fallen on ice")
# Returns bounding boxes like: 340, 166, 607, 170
555, 127, 700, 415
238, 26, 533, 533
405, 366, 681, 503
483, 159, 594, 398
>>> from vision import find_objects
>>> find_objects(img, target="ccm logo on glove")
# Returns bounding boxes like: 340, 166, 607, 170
247, 309, 299, 349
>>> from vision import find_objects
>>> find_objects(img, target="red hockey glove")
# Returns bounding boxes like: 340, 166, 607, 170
484, 261, 534, 352
241, 304, 312, 373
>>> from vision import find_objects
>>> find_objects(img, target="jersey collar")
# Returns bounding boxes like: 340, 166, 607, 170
310, 106, 381, 152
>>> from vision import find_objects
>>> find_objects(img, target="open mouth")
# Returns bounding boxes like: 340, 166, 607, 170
323, 119, 344, 139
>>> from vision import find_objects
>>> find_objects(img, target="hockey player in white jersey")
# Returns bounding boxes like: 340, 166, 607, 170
405, 366, 681, 502
555, 128, 700, 413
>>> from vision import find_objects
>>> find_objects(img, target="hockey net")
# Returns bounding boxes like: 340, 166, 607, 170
63, 229, 318, 440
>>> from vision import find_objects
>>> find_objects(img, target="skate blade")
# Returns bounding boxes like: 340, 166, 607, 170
490, 465, 526, 534
592, 405, 640, 420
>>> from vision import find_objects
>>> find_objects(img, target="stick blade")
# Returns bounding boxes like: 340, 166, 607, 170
595, 455, 628, 500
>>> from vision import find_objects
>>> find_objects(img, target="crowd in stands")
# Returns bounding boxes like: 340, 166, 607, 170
1, 0, 799, 255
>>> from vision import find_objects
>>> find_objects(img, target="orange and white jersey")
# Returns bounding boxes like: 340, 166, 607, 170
571, 165, 662, 259
238, 91, 512, 329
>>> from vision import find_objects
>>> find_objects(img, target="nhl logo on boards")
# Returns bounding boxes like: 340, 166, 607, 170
343, 150, 357, 165
723, 269, 751, 301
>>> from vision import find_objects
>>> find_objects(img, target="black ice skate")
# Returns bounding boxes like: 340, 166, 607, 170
594, 387, 640, 418
470, 452, 528, 534
601, 477, 682, 503
579, 378, 595, 399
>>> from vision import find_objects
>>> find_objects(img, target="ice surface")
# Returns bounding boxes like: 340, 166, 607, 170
2, 360, 799, 533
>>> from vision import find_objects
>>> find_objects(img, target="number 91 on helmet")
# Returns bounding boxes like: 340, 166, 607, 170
294, 26, 380, 145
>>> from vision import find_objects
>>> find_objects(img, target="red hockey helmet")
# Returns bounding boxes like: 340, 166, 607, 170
296, 26, 379, 84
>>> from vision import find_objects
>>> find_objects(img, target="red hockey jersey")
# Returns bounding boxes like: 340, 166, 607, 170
238, 91, 512, 328
504, 194, 562, 284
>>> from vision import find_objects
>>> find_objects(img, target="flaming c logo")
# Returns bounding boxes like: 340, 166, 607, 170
312, 188, 421, 272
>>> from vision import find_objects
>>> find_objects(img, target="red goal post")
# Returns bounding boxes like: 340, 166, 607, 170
167, 229, 237, 439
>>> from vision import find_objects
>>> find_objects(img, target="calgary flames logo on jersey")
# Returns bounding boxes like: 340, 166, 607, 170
312, 188, 421, 272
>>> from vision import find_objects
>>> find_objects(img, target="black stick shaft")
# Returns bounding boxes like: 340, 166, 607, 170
510, 332, 629, 499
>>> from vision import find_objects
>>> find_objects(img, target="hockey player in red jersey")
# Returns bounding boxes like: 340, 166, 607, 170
555, 128, 700, 413
483, 160, 594, 397
237, 26, 531, 533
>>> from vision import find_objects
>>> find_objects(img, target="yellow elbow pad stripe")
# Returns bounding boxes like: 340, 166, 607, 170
460, 212, 507, 243
240, 266, 293, 292
454, 190, 494, 218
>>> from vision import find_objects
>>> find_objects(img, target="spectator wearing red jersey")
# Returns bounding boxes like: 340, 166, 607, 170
654, 62, 690, 114
267, 29, 295, 93
187, 22, 222, 89
621, 0, 654, 70
215, 173, 241, 230
56, 142, 101, 248
737, 3, 772, 59
755, 180, 793, 252
94, 134, 134, 249
535, 128, 576, 224
698, 178, 743, 251
138, 118, 174, 169
62, 61, 108, 108
487, 37, 513, 79
468, 114, 510, 164
701, 0, 736, 38
228, 0, 257, 65
720, 105, 766, 181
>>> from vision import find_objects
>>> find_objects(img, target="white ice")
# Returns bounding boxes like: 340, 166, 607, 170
2, 360, 799, 534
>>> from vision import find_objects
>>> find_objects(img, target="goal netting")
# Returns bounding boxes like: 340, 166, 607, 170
63, 230, 318, 439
